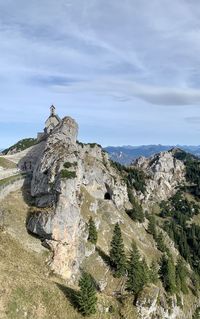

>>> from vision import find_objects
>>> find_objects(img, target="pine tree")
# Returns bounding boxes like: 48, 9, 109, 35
126, 241, 148, 294
127, 199, 145, 223
160, 254, 176, 294
149, 261, 159, 283
147, 215, 157, 238
109, 223, 126, 277
77, 272, 97, 316
156, 232, 167, 253
141, 257, 150, 284
176, 258, 188, 294
88, 217, 98, 245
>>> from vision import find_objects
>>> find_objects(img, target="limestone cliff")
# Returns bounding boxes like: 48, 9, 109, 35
27, 116, 129, 280
8, 115, 198, 319
133, 150, 185, 202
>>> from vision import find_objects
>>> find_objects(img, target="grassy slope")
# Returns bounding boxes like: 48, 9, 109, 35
0, 157, 16, 169
0, 230, 123, 319
80, 186, 161, 298
1, 184, 197, 318
2, 138, 37, 155
0, 174, 24, 187
0, 189, 123, 319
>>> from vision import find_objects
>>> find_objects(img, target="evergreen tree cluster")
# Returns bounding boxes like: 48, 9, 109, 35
110, 160, 147, 194
173, 149, 200, 196
109, 221, 189, 296
126, 190, 144, 223
147, 214, 168, 253
159, 254, 188, 295
159, 254, 176, 294
146, 211, 189, 294
109, 223, 158, 295
126, 241, 150, 294
125, 167, 146, 194
160, 191, 199, 220
160, 192, 200, 275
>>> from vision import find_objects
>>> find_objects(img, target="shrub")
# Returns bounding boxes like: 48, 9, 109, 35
60, 169, 76, 179
63, 162, 77, 169
127, 190, 144, 222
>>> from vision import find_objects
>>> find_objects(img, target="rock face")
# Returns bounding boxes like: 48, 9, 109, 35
133, 150, 185, 202
27, 116, 128, 279
23, 114, 198, 318
136, 285, 193, 319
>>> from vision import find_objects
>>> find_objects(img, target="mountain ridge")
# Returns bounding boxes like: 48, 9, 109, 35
105, 144, 200, 164
3, 139, 200, 164
1, 116, 200, 318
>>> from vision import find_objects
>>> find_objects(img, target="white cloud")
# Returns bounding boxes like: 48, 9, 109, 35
1, 0, 200, 146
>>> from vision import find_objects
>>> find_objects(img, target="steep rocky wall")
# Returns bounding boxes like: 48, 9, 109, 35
133, 150, 185, 202
27, 116, 129, 280
22, 115, 199, 318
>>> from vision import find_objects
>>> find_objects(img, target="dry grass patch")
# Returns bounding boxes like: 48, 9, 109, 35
0, 157, 16, 169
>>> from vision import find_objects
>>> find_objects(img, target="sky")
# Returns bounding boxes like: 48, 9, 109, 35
1, 0, 200, 148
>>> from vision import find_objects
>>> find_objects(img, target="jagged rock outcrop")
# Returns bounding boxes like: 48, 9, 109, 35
20, 115, 198, 318
136, 285, 194, 319
133, 150, 185, 202
27, 116, 129, 279
2, 107, 200, 319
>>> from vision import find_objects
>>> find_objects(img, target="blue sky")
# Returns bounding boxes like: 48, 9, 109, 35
1, 0, 200, 148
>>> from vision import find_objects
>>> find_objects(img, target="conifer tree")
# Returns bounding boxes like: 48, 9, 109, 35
149, 261, 159, 284
176, 258, 188, 294
160, 254, 176, 294
88, 217, 98, 245
141, 257, 150, 284
147, 215, 157, 238
126, 241, 148, 294
156, 232, 167, 253
127, 197, 145, 223
109, 223, 126, 277
77, 272, 97, 316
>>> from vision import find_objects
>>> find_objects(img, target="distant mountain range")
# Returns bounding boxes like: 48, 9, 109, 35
2, 140, 200, 166
104, 145, 200, 164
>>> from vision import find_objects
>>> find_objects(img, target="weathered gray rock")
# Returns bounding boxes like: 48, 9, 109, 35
133, 150, 185, 202
27, 210, 54, 239
136, 285, 193, 319
26, 115, 128, 280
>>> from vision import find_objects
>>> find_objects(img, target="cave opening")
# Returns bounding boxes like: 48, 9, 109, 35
104, 192, 111, 200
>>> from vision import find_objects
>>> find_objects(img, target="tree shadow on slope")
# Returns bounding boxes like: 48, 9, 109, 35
56, 283, 79, 310
96, 247, 111, 268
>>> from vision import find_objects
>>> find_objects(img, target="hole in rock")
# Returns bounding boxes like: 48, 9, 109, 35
104, 192, 112, 200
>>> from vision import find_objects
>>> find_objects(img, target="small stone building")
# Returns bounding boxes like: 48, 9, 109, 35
37, 105, 61, 141
45, 105, 61, 134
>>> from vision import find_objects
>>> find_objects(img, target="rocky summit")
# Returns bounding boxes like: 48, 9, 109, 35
0, 110, 200, 319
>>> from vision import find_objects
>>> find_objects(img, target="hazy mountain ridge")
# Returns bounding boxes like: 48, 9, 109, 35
105, 144, 200, 164
3, 141, 200, 164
